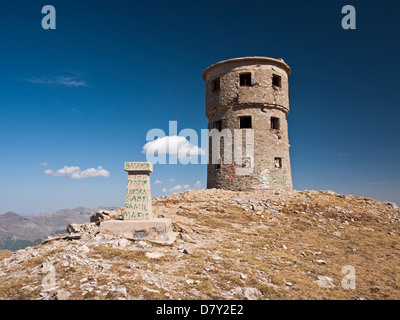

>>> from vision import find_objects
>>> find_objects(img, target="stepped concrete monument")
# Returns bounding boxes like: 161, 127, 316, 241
100, 162, 176, 244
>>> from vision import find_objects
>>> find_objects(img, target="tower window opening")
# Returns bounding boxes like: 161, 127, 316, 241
272, 74, 282, 87
274, 157, 282, 169
239, 116, 252, 129
212, 78, 220, 92
271, 117, 280, 130
240, 73, 252, 87
213, 120, 222, 131
215, 163, 221, 169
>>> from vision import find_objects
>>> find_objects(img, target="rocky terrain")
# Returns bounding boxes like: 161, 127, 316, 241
0, 189, 399, 300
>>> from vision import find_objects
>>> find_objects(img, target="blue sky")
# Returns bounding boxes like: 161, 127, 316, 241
0, 0, 399, 216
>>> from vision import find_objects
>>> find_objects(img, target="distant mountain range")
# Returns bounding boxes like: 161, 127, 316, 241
0, 206, 117, 251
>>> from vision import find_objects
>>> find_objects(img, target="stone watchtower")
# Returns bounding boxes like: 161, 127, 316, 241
203, 56, 293, 191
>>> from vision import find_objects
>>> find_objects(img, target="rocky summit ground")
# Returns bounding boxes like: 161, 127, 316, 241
0, 189, 399, 300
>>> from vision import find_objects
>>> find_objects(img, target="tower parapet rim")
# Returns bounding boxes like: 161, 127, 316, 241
202, 56, 291, 81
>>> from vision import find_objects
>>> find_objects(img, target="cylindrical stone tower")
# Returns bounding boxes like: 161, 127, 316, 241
203, 56, 293, 191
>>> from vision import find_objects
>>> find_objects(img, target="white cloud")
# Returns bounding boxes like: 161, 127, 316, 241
169, 185, 182, 193
161, 184, 187, 194
142, 136, 206, 157
32, 162, 49, 168
27, 76, 88, 87
160, 181, 203, 194
44, 166, 110, 179
169, 178, 176, 183
70, 108, 83, 114
154, 180, 163, 184
193, 180, 203, 189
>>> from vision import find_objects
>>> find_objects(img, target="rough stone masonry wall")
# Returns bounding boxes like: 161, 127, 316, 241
205, 59, 290, 116
204, 57, 293, 192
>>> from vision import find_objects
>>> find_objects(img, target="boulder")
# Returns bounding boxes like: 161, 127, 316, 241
66, 222, 99, 240
90, 210, 124, 224
314, 275, 336, 289
145, 252, 165, 259
386, 202, 400, 211
66, 223, 97, 234
233, 287, 260, 300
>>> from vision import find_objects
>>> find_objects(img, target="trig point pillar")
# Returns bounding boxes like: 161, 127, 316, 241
124, 162, 153, 220
99, 161, 177, 244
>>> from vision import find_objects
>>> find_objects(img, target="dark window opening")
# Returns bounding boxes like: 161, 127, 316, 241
215, 163, 221, 169
213, 120, 222, 131
271, 117, 280, 130
239, 116, 252, 129
240, 73, 252, 87
212, 78, 220, 92
272, 74, 282, 88
242, 157, 251, 168
274, 157, 282, 169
